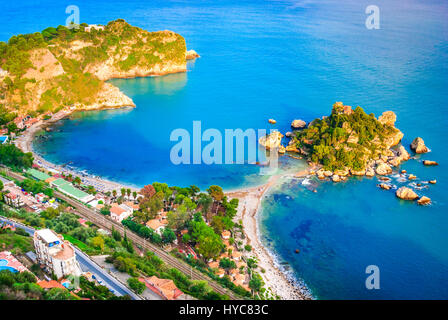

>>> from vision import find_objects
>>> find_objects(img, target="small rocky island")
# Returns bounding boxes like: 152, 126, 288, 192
0, 19, 195, 115
260, 102, 437, 205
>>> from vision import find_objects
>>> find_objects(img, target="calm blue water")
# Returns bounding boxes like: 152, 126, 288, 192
4, 0, 448, 299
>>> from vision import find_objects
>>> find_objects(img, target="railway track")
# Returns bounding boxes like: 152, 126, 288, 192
2, 168, 240, 299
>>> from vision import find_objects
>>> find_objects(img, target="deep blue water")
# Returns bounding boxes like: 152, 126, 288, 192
3, 0, 448, 299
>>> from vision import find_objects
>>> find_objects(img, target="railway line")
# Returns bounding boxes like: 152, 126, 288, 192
2, 168, 240, 299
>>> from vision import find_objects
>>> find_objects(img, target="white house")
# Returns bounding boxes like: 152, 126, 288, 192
109, 203, 132, 223
33, 229, 82, 279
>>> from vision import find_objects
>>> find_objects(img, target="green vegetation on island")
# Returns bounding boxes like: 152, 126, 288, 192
291, 102, 403, 171
0, 19, 188, 115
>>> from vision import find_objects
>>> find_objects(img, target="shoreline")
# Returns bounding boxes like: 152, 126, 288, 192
226, 168, 315, 300
14, 106, 314, 300
14, 108, 139, 193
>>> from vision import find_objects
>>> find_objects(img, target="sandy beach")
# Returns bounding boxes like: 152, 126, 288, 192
14, 110, 314, 299
14, 110, 138, 193
226, 168, 314, 300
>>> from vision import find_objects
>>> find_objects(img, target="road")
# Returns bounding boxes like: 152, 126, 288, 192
2, 168, 240, 299
0, 215, 140, 300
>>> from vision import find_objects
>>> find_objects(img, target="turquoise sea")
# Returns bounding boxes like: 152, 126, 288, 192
4, 0, 448, 299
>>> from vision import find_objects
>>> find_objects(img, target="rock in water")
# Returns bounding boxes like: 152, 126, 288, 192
268, 119, 277, 124
378, 111, 397, 127
429, 180, 437, 184
259, 131, 283, 150
185, 49, 200, 60
332, 174, 341, 182
375, 162, 392, 175
408, 174, 417, 180
397, 145, 410, 161
396, 187, 419, 200
291, 119, 307, 129
295, 249, 300, 254
410, 137, 429, 154
423, 160, 438, 166
417, 196, 431, 205
379, 183, 391, 190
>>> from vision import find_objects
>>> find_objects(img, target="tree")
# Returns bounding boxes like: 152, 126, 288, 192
188, 185, 200, 197
91, 236, 105, 251
0, 144, 33, 169
207, 185, 224, 202
73, 176, 81, 185
249, 273, 264, 293
126, 188, 131, 199
132, 191, 137, 200
127, 277, 145, 294
162, 228, 176, 244
140, 184, 156, 198
120, 188, 126, 198
111, 226, 121, 242
219, 258, 236, 272
112, 190, 117, 198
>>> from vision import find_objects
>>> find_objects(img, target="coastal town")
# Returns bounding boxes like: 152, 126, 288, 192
0, 15, 442, 303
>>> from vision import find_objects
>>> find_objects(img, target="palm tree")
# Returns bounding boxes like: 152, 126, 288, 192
121, 188, 126, 198
126, 188, 131, 199
132, 191, 138, 201
112, 190, 117, 198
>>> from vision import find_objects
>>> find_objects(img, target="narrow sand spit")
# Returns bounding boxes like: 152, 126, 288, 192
226, 170, 313, 300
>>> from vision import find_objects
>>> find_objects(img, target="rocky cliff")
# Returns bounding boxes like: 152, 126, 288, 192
0, 20, 194, 115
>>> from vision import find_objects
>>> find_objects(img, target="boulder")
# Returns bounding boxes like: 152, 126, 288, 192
185, 49, 200, 60
378, 111, 397, 127
291, 119, 307, 129
408, 174, 417, 180
379, 183, 391, 190
278, 145, 286, 154
268, 119, 277, 124
397, 145, 410, 161
365, 167, 375, 177
388, 157, 401, 167
429, 180, 437, 184
401, 169, 407, 174
259, 131, 283, 150
323, 170, 333, 177
410, 137, 429, 154
375, 162, 392, 175
417, 196, 431, 205
285, 145, 299, 153
334, 168, 349, 177
423, 160, 438, 166
350, 168, 366, 176
332, 174, 341, 182
396, 187, 419, 200
285, 131, 294, 138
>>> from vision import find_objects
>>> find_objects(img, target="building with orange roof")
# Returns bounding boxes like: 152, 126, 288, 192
146, 218, 168, 235
231, 250, 242, 261
233, 273, 246, 286
37, 280, 66, 290
109, 203, 132, 223
208, 261, 219, 269
221, 230, 231, 240
139, 276, 184, 300
216, 268, 226, 278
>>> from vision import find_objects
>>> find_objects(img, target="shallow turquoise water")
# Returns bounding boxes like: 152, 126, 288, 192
4, 0, 448, 298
